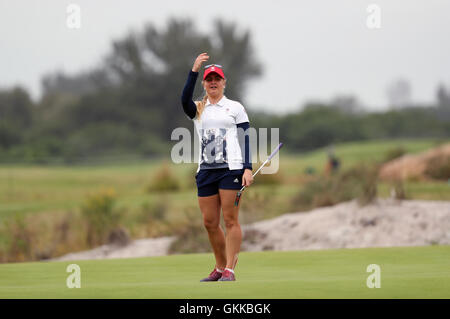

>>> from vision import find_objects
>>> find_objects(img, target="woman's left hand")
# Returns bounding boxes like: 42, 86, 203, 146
242, 169, 254, 187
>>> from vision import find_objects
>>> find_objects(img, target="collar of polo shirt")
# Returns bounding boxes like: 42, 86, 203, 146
206, 96, 227, 107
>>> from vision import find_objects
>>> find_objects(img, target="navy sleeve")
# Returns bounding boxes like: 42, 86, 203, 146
237, 121, 252, 170
181, 70, 198, 120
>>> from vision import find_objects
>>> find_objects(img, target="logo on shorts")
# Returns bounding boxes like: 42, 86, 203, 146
233, 178, 239, 183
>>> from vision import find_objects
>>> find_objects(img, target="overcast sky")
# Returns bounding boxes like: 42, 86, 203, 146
1, 0, 449, 113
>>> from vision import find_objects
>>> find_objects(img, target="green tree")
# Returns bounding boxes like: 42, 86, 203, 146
0, 87, 33, 148
103, 18, 262, 138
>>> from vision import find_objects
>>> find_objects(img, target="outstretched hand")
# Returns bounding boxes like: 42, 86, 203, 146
192, 53, 209, 72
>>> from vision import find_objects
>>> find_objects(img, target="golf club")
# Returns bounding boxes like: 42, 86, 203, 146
234, 142, 283, 206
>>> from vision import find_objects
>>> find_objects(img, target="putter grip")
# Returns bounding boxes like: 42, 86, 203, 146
267, 143, 283, 161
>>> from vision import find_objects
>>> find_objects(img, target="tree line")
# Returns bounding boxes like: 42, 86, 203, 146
0, 18, 449, 164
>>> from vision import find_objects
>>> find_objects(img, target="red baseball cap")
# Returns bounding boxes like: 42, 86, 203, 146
203, 64, 225, 80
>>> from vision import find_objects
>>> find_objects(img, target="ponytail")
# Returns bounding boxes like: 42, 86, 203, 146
195, 93, 208, 119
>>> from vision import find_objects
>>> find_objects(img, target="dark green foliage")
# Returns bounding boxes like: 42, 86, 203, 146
0, 88, 33, 149
0, 18, 449, 164
0, 18, 263, 163
281, 104, 367, 151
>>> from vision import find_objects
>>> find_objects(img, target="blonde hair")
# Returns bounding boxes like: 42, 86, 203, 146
194, 94, 208, 119
195, 76, 226, 118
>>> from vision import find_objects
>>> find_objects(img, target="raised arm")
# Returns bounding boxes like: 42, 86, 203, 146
181, 53, 210, 119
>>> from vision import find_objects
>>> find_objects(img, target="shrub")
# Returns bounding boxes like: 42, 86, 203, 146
389, 179, 407, 200
137, 199, 170, 237
424, 155, 450, 180
168, 207, 211, 254
239, 189, 275, 224
0, 212, 86, 263
353, 165, 379, 206
0, 215, 34, 263
140, 200, 167, 223
291, 164, 379, 211
291, 177, 345, 211
107, 227, 130, 246
147, 163, 180, 192
80, 188, 124, 247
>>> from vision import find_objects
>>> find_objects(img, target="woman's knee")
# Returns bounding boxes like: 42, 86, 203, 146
203, 218, 220, 232
223, 216, 239, 229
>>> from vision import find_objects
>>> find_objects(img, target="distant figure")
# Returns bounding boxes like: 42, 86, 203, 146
325, 146, 340, 175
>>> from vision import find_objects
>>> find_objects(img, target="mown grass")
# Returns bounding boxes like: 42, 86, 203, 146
0, 246, 448, 299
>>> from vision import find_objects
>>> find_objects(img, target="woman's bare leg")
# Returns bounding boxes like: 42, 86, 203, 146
198, 194, 226, 269
219, 189, 242, 269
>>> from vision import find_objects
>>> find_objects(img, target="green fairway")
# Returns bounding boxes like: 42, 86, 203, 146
0, 246, 449, 299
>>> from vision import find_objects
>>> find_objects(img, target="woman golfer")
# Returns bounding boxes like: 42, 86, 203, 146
181, 52, 253, 281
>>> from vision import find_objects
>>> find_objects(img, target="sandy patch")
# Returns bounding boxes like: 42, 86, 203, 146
52, 199, 450, 261
242, 199, 450, 251
52, 236, 176, 261
379, 143, 450, 181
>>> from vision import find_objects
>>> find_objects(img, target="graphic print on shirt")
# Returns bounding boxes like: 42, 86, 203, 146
200, 128, 228, 168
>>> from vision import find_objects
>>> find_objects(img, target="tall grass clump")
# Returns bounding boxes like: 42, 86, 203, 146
0, 211, 90, 263
291, 164, 379, 211
239, 189, 274, 224
81, 188, 127, 247
389, 179, 407, 200
147, 163, 180, 192
0, 215, 34, 263
424, 155, 450, 180
135, 198, 170, 237
168, 207, 211, 254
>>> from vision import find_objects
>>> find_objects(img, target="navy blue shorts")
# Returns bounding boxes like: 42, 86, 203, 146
195, 168, 245, 197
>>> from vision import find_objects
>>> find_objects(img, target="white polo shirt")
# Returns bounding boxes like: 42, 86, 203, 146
193, 96, 249, 172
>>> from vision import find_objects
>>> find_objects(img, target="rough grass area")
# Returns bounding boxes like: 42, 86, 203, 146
0, 139, 447, 220
1, 139, 449, 262
0, 246, 449, 299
